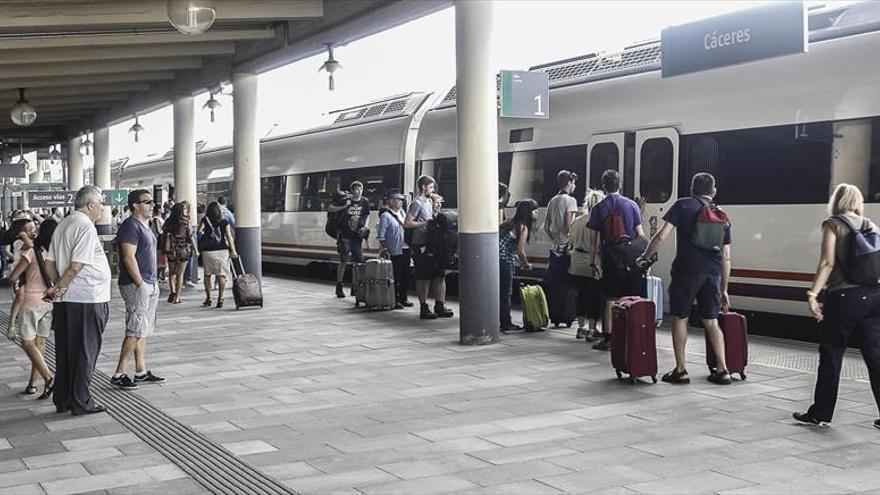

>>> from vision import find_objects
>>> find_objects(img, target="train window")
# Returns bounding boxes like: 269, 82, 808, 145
836, 117, 880, 203
588, 143, 618, 190
639, 138, 674, 203
510, 145, 587, 207
197, 182, 233, 211
681, 123, 833, 204
509, 128, 534, 143
417, 158, 458, 208
271, 164, 402, 213
623, 133, 636, 199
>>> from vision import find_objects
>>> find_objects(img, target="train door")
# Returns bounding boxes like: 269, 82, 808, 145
586, 133, 625, 190
634, 127, 679, 286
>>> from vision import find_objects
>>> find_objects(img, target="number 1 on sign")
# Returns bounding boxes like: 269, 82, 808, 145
533, 95, 545, 116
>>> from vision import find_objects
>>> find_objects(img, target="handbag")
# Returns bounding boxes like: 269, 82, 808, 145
198, 218, 226, 251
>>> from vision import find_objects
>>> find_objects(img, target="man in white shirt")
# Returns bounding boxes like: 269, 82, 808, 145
543, 170, 579, 248
45, 186, 113, 416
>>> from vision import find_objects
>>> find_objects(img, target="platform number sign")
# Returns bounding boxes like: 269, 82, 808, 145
500, 70, 549, 119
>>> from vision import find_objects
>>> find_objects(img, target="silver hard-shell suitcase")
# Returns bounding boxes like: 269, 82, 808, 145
365, 258, 395, 310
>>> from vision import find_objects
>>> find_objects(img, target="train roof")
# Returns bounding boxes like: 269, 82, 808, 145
436, 1, 880, 107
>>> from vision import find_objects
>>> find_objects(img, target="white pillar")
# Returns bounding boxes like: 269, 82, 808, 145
456, 0, 500, 345
68, 136, 84, 191
232, 71, 262, 281
173, 94, 198, 217
94, 126, 112, 234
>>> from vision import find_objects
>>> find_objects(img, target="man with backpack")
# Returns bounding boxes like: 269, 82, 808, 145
636, 172, 733, 385
588, 170, 646, 351
405, 175, 453, 320
377, 191, 412, 309
328, 181, 370, 298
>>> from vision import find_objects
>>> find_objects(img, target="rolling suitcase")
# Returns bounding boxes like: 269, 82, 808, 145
352, 263, 367, 307
365, 258, 395, 310
706, 311, 748, 380
230, 258, 263, 309
611, 296, 658, 384
520, 284, 549, 331
546, 284, 577, 328
645, 275, 664, 326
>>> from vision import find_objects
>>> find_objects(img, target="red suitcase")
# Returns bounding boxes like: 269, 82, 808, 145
611, 296, 658, 384
705, 311, 748, 380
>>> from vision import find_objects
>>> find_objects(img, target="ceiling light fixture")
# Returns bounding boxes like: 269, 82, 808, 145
129, 115, 145, 142
319, 44, 342, 91
10, 88, 37, 127
48, 144, 61, 161
80, 134, 93, 156
203, 91, 221, 122
167, 0, 216, 35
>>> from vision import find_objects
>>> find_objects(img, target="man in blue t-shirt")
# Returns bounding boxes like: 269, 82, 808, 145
587, 170, 646, 350
637, 172, 733, 385
111, 189, 165, 390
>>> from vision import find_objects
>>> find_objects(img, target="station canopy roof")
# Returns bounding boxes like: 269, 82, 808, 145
0, 0, 448, 151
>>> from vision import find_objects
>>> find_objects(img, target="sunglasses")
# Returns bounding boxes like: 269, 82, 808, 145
136, 199, 155, 205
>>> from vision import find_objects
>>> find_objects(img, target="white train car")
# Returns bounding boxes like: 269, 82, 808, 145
118, 2, 880, 339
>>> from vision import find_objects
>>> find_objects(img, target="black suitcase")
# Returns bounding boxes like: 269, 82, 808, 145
231, 258, 263, 309
546, 284, 577, 328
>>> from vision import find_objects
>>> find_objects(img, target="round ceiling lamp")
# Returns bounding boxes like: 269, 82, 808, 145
318, 44, 342, 91
202, 91, 221, 122
167, 0, 216, 35
10, 88, 37, 127
48, 144, 61, 161
128, 115, 145, 142
79, 134, 93, 156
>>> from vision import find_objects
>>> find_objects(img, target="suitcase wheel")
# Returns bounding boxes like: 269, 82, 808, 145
566, 322, 573, 328
615, 370, 622, 380
554, 322, 561, 328
651, 375, 657, 384
740, 372, 747, 381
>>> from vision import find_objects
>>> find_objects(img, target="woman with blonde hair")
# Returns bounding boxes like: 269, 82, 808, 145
794, 184, 880, 429
569, 189, 606, 341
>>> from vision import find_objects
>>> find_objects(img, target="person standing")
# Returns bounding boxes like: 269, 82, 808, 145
218, 196, 236, 228
569, 189, 606, 341
151, 204, 167, 283
544, 170, 579, 249
499, 199, 538, 332
198, 201, 239, 309
377, 192, 411, 309
328, 181, 370, 298
795, 184, 880, 428
110, 189, 164, 390
405, 175, 453, 320
45, 185, 112, 415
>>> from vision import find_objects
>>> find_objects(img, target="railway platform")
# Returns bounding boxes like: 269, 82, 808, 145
0, 275, 879, 495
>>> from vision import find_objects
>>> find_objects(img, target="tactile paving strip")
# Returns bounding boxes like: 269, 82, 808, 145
1, 312, 298, 495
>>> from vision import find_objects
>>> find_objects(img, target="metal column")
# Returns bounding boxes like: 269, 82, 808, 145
455, 0, 500, 345
232, 71, 262, 281
94, 126, 112, 234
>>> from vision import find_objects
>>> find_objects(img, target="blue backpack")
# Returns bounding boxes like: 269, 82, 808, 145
836, 215, 880, 286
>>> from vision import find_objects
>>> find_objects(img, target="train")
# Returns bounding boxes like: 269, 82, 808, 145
117, 1, 880, 341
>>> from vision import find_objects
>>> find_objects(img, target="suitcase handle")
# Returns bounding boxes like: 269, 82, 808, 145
230, 257, 245, 279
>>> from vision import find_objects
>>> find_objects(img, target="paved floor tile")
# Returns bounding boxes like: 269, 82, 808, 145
624, 470, 755, 494
22, 447, 122, 469
537, 465, 659, 493
41, 469, 155, 495
358, 474, 480, 494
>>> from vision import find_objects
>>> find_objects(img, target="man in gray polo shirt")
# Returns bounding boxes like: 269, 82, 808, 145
45, 186, 112, 416
111, 189, 164, 390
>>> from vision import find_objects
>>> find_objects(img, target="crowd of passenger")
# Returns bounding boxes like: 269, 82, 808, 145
1, 187, 241, 414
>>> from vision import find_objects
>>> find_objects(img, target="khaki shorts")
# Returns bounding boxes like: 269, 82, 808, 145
120, 281, 160, 338
19, 302, 53, 341
202, 250, 231, 279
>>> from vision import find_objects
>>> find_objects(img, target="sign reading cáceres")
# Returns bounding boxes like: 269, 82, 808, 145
661, 1, 808, 78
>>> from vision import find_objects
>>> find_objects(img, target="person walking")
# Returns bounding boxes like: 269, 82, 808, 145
110, 189, 164, 390
5, 218, 56, 399
377, 191, 411, 309
328, 181, 370, 298
162, 201, 197, 304
150, 204, 167, 283
198, 201, 239, 309
794, 184, 880, 428
45, 185, 112, 415
637, 173, 733, 385
569, 189, 606, 341
499, 199, 539, 332
405, 175, 453, 320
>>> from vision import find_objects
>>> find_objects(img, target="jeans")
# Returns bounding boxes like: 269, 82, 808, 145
808, 285, 880, 422
500, 262, 514, 329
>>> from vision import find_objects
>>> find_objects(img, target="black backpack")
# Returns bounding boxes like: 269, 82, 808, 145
426, 211, 458, 270
836, 215, 880, 286
324, 192, 349, 240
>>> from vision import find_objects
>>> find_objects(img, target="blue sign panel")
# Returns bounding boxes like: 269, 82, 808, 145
661, 1, 808, 78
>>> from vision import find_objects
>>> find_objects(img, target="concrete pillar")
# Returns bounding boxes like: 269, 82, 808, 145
93, 126, 112, 234
232, 71, 262, 281
173, 94, 199, 283
455, 0, 500, 345
67, 136, 84, 191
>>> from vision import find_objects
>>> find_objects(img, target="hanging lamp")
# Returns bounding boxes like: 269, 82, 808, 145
202, 91, 221, 122
128, 115, 145, 142
318, 44, 342, 91
10, 88, 37, 127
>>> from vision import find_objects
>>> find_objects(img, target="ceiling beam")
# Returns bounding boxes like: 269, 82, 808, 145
0, 28, 274, 50
0, 72, 175, 91
0, 82, 151, 99
0, 42, 235, 65
0, 93, 131, 107
0, 1, 322, 29
0, 57, 203, 80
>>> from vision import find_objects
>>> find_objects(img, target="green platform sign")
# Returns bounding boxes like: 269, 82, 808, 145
104, 189, 128, 206
27, 188, 128, 208
500, 70, 549, 119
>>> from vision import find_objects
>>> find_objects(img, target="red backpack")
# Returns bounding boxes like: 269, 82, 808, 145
602, 202, 629, 245
690, 198, 729, 252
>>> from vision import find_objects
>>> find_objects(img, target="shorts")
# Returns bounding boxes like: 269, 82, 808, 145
337, 236, 364, 264
19, 302, 53, 341
600, 258, 644, 300
571, 275, 603, 320
669, 272, 722, 320
120, 281, 160, 338
412, 247, 444, 280
202, 249, 231, 279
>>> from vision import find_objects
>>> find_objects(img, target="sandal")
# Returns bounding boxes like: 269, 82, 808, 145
661, 368, 691, 384
202, 297, 212, 307
216, 299, 224, 309
21, 385, 37, 395
167, 293, 175, 303
38, 377, 54, 400
707, 370, 733, 385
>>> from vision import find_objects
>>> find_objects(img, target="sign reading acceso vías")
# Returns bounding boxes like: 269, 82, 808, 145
27, 189, 128, 207
661, 1, 808, 78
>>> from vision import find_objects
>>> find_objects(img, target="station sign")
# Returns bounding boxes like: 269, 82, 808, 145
27, 188, 129, 207
500, 70, 549, 119
661, 1, 808, 78
0, 164, 27, 178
